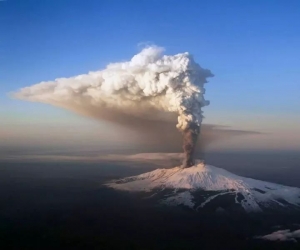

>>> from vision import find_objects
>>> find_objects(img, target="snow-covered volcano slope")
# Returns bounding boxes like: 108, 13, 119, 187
107, 162, 300, 212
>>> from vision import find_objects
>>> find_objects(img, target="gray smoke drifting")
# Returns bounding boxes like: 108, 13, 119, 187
13, 46, 213, 167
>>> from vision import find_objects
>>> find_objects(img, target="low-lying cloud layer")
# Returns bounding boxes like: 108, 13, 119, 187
256, 229, 300, 242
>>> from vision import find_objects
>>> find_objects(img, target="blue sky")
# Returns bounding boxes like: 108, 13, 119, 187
1, 0, 300, 152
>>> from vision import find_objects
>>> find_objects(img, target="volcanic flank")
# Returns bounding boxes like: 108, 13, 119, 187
13, 46, 213, 167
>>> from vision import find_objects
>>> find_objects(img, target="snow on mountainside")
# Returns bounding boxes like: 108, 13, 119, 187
107, 161, 300, 212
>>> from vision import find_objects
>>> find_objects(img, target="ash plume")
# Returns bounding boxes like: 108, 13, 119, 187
182, 122, 200, 167
13, 46, 213, 167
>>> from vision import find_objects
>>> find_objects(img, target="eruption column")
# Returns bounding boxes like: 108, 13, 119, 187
13, 46, 213, 167
182, 122, 200, 167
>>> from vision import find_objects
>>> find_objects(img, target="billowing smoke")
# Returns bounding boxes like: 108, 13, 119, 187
13, 46, 213, 168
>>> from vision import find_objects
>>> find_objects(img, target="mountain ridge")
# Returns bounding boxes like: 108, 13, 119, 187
107, 161, 300, 212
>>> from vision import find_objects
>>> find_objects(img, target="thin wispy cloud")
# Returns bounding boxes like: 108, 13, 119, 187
255, 229, 300, 242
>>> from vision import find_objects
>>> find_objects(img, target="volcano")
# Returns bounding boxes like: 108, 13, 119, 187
107, 161, 300, 213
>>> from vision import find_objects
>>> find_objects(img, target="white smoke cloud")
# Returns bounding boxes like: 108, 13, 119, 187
13, 46, 213, 132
